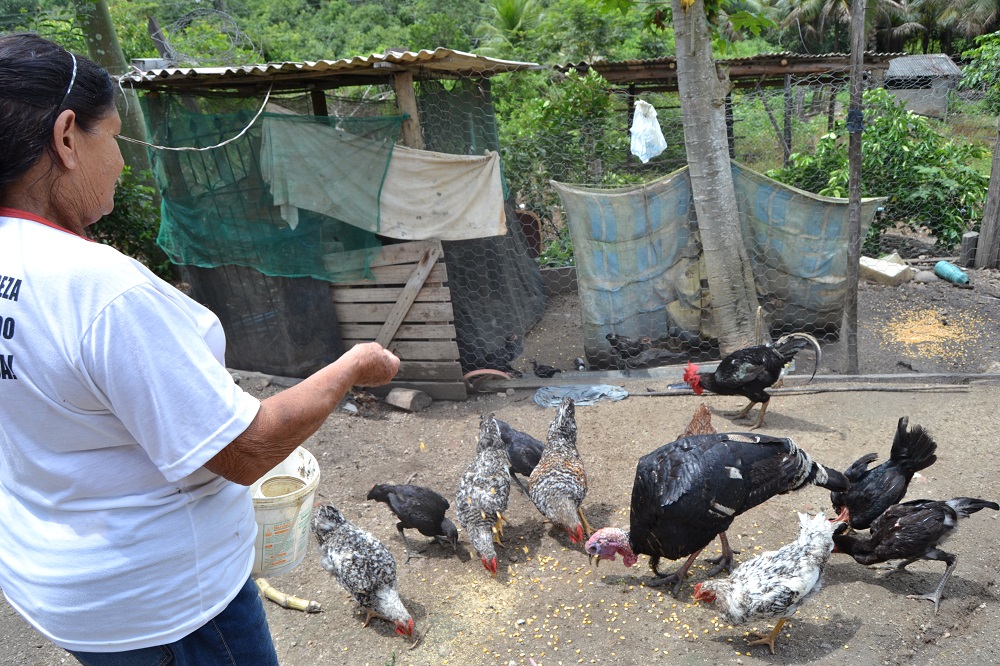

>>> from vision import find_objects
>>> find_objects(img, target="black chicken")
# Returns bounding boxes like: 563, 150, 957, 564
481, 334, 522, 377
605, 333, 652, 373
496, 418, 544, 496
366, 484, 459, 562
683, 332, 821, 429
833, 497, 999, 612
584, 432, 849, 596
531, 359, 562, 378
831, 416, 937, 529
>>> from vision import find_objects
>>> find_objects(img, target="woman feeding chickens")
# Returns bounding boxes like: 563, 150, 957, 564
0, 33, 399, 665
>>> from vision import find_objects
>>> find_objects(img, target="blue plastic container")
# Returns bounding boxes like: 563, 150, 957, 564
933, 260, 970, 285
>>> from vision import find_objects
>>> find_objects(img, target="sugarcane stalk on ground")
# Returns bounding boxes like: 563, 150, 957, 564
255, 577, 322, 613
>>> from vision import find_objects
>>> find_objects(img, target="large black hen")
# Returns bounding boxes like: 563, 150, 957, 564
831, 416, 937, 529
496, 419, 544, 496
584, 432, 848, 596
833, 497, 999, 612
366, 484, 459, 562
683, 332, 821, 429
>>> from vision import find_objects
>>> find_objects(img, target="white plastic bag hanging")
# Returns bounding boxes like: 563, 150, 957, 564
629, 100, 667, 163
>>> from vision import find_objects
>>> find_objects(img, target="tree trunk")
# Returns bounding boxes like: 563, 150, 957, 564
974, 116, 1000, 268
672, 0, 757, 353
844, 0, 867, 374
73, 0, 151, 175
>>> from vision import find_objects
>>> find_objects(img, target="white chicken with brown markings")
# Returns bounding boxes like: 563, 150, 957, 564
311, 504, 415, 640
527, 397, 592, 544
693, 511, 838, 654
455, 414, 511, 577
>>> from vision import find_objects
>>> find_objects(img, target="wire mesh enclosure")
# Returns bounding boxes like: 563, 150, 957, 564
127, 49, 995, 393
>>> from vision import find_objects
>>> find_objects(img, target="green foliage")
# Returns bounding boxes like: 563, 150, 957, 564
497, 69, 625, 211
537, 226, 576, 267
960, 32, 1000, 115
90, 167, 172, 280
767, 88, 989, 252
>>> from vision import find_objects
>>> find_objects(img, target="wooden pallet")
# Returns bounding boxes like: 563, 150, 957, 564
328, 240, 467, 401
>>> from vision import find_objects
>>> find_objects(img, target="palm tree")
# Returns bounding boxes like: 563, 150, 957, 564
476, 0, 541, 57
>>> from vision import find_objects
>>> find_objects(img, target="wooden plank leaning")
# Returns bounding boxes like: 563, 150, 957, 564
374, 242, 444, 348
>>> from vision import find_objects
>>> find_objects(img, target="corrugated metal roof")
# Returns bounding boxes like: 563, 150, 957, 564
885, 54, 962, 79
122, 48, 542, 92
558, 51, 904, 72
556, 52, 905, 89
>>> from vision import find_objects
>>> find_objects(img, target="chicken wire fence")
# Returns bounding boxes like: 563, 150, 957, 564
489, 61, 990, 377
137, 56, 991, 386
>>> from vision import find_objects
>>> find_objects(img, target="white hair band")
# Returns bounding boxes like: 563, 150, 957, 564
59, 51, 77, 109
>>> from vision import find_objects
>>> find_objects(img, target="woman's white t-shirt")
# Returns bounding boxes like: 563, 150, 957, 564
0, 211, 262, 652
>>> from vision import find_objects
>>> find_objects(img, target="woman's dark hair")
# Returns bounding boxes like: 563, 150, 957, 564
0, 32, 116, 193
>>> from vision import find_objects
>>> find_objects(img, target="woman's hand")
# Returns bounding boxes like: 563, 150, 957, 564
342, 342, 400, 387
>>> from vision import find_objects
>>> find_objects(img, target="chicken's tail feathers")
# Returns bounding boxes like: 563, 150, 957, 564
889, 416, 938, 474
773, 332, 822, 382
946, 497, 1000, 517
809, 463, 850, 493
547, 397, 577, 447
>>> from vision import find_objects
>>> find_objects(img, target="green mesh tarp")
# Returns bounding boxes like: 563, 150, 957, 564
143, 95, 402, 282
553, 161, 885, 365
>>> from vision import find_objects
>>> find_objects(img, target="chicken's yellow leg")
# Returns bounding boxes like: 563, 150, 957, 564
578, 507, 594, 538
748, 401, 770, 430
730, 401, 758, 419
746, 617, 786, 654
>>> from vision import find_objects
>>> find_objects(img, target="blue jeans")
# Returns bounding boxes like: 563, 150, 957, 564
69, 576, 279, 666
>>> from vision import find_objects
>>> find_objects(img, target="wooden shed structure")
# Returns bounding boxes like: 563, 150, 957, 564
123, 49, 544, 400
883, 54, 962, 119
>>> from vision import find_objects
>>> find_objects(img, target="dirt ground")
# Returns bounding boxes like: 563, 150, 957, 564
6, 246, 1000, 666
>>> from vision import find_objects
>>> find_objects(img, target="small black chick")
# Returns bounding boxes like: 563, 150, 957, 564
833, 497, 999, 612
367, 484, 459, 562
532, 359, 562, 378
831, 416, 937, 529
575, 357, 587, 371
496, 418, 544, 496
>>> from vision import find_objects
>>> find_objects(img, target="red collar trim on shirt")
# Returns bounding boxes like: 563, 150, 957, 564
0, 207, 93, 241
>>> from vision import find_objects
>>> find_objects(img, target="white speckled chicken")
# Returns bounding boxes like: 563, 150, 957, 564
455, 414, 511, 576
311, 504, 414, 640
527, 397, 591, 544
693, 512, 838, 654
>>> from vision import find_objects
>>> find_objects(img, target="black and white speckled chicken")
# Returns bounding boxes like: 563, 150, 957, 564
830, 416, 937, 530
693, 512, 838, 654
496, 418, 544, 496
527, 397, 591, 544
833, 497, 999, 612
683, 332, 821, 429
585, 432, 849, 596
311, 504, 414, 640
455, 414, 511, 577
366, 484, 459, 562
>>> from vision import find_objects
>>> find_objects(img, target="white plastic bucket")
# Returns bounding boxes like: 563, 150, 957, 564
249, 446, 321, 577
